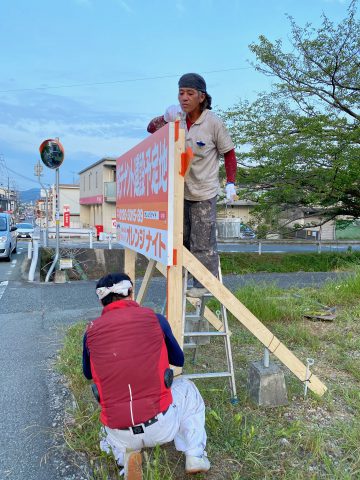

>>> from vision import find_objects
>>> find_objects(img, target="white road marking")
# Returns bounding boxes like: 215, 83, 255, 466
11, 260, 17, 267
0, 281, 8, 300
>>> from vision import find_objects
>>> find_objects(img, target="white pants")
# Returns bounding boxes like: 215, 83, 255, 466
100, 378, 207, 466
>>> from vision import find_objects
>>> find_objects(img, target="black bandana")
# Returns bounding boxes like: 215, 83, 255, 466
178, 73, 207, 93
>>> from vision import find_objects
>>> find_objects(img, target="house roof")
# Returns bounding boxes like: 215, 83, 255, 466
78, 157, 117, 174
218, 199, 257, 206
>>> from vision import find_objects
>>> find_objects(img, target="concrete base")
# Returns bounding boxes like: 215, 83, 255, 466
54, 270, 67, 284
247, 360, 288, 407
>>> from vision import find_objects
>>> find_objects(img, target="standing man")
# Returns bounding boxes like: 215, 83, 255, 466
83, 272, 210, 479
147, 73, 237, 297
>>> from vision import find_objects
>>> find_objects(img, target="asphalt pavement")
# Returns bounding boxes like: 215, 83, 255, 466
0, 250, 352, 479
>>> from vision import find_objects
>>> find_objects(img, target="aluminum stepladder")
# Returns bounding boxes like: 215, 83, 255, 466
181, 262, 238, 403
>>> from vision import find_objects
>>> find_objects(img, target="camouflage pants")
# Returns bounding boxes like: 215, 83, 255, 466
183, 196, 218, 288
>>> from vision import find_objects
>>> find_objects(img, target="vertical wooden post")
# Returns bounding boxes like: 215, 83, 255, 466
124, 248, 137, 283
166, 127, 186, 349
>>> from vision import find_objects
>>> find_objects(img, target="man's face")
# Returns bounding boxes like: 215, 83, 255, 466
178, 88, 205, 113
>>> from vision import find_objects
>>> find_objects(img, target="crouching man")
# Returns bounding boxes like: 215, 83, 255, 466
82, 272, 210, 479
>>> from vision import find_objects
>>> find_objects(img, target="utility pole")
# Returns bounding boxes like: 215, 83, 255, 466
39, 138, 64, 283
34, 160, 49, 247
7, 176, 10, 211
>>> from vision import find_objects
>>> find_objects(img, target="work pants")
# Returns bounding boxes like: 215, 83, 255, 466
183, 196, 218, 288
100, 378, 207, 467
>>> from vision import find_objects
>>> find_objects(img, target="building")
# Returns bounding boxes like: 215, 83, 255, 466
217, 199, 256, 224
0, 186, 18, 214
37, 184, 80, 227
217, 199, 337, 240
79, 158, 116, 233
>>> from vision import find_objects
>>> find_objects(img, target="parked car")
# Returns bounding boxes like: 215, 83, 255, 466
239, 224, 256, 239
0, 213, 17, 261
16, 222, 34, 239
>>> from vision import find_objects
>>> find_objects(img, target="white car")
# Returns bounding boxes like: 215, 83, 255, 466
0, 213, 17, 261
16, 222, 34, 239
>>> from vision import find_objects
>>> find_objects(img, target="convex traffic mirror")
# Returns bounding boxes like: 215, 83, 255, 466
39, 139, 64, 169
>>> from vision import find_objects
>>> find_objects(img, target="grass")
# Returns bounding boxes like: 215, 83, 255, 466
219, 251, 360, 275
56, 270, 360, 479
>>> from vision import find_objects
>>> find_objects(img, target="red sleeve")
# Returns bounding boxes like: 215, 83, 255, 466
224, 149, 237, 183
147, 115, 167, 134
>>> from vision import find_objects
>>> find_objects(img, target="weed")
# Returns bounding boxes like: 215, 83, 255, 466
56, 268, 360, 479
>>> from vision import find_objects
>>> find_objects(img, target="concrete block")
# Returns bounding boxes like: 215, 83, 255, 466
247, 360, 288, 407
54, 270, 67, 284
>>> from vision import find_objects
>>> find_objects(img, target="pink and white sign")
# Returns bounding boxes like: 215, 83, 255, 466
116, 123, 175, 265
63, 204, 70, 228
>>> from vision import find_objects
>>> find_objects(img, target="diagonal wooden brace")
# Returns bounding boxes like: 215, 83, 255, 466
183, 247, 327, 396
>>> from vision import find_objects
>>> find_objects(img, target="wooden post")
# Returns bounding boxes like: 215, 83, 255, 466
136, 259, 156, 305
166, 126, 185, 348
124, 248, 136, 283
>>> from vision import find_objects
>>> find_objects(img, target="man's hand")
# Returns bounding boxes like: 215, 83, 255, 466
225, 183, 237, 203
164, 104, 183, 122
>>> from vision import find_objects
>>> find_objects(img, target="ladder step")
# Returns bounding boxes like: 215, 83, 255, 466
183, 372, 232, 379
186, 292, 214, 299
185, 314, 203, 321
183, 342, 197, 349
184, 331, 227, 337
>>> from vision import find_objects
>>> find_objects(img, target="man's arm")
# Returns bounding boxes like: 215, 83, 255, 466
82, 333, 93, 380
224, 149, 237, 184
147, 105, 184, 133
147, 115, 167, 134
156, 314, 185, 367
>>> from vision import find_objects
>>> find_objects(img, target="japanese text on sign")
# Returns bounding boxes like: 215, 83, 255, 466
118, 224, 167, 264
116, 123, 175, 265
117, 139, 168, 200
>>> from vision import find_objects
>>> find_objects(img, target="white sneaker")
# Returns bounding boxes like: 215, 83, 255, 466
185, 454, 211, 474
124, 451, 142, 480
186, 287, 209, 298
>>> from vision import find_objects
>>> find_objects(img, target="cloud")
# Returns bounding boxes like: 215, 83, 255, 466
0, 90, 149, 188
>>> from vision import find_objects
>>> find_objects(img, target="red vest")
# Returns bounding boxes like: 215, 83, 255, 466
86, 300, 172, 429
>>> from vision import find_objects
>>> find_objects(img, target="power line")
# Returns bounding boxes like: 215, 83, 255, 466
0, 66, 253, 94
6, 165, 44, 186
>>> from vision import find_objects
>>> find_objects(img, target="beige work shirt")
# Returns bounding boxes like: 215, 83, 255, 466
181, 109, 234, 201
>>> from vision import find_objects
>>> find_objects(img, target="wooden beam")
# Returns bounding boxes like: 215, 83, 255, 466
155, 261, 225, 333
186, 297, 225, 332
124, 248, 136, 283
136, 259, 156, 305
183, 247, 327, 396
166, 127, 185, 349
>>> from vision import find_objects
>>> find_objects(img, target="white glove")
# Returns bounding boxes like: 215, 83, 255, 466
225, 183, 237, 203
164, 104, 183, 122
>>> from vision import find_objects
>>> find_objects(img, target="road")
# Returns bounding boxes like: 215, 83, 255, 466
0, 241, 352, 479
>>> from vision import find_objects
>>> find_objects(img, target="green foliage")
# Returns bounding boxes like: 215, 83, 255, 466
220, 251, 360, 274
222, 1, 360, 228
57, 270, 360, 479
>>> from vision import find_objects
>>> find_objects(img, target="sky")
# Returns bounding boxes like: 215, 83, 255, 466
0, 0, 354, 192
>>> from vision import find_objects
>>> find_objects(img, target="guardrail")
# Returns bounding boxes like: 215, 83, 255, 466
46, 227, 95, 248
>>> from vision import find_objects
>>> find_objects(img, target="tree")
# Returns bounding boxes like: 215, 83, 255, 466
223, 1, 360, 233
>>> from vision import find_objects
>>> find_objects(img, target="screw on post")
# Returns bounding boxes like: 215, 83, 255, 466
304, 358, 315, 397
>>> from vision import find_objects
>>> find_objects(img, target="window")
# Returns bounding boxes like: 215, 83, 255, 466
89, 172, 91, 190
95, 171, 98, 189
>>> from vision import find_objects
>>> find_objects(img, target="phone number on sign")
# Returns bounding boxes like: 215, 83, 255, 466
117, 208, 144, 223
